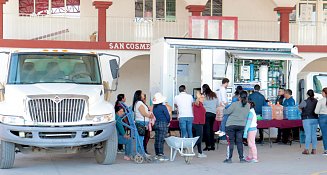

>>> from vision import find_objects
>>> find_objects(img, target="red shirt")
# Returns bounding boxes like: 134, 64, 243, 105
193, 102, 206, 124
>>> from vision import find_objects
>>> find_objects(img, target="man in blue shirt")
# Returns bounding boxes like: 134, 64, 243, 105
283, 89, 295, 107
248, 85, 267, 144
281, 89, 296, 144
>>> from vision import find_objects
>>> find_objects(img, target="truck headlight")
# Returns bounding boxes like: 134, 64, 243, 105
0, 115, 25, 125
86, 114, 113, 123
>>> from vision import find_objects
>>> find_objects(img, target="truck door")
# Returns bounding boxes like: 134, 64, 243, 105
98, 53, 120, 101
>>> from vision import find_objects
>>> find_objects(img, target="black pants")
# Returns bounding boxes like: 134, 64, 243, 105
118, 144, 123, 150
203, 112, 216, 148
144, 130, 150, 153
193, 124, 204, 154
276, 128, 282, 141
258, 128, 264, 141
226, 125, 244, 160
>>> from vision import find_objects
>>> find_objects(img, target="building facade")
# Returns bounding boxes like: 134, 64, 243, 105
0, 0, 327, 104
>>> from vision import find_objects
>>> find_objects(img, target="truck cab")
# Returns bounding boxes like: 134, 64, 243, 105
0, 49, 120, 169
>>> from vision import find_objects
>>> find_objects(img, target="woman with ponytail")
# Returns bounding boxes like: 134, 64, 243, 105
315, 87, 327, 155
222, 91, 250, 163
299, 89, 318, 155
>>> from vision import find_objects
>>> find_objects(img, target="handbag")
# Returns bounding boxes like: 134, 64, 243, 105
135, 122, 146, 136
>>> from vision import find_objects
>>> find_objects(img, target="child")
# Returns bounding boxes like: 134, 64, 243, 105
192, 92, 207, 158
243, 101, 258, 163
115, 106, 133, 161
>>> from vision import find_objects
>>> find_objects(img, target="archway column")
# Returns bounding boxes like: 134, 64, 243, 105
274, 7, 294, 43
93, 1, 112, 42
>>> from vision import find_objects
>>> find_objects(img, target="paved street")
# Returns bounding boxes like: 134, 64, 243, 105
0, 140, 326, 175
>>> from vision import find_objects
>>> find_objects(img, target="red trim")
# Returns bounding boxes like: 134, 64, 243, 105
218, 19, 222, 39
92, 1, 112, 9
0, 0, 7, 40
185, 5, 206, 16
189, 16, 238, 39
234, 20, 238, 40
0, 39, 151, 50
93, 1, 112, 43
297, 45, 327, 53
274, 7, 294, 43
189, 17, 192, 38
204, 20, 208, 38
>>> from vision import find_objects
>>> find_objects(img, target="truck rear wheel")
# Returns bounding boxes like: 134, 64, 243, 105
0, 140, 15, 169
94, 128, 117, 165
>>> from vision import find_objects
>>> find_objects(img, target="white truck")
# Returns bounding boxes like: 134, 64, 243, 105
298, 72, 327, 140
0, 49, 120, 169
298, 72, 327, 101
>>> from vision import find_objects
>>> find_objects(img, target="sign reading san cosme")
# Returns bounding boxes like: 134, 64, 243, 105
108, 42, 151, 50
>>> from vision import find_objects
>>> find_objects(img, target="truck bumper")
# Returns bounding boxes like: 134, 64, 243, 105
0, 122, 116, 147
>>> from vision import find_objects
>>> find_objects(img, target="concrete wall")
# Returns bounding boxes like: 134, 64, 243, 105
223, 0, 277, 20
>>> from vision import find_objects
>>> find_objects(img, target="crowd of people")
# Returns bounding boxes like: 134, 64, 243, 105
114, 79, 327, 163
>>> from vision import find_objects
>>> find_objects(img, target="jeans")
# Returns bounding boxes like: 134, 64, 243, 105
226, 125, 244, 160
219, 115, 229, 132
136, 121, 150, 153
318, 114, 327, 151
203, 112, 216, 148
118, 135, 133, 156
193, 124, 204, 154
302, 119, 318, 149
179, 117, 193, 138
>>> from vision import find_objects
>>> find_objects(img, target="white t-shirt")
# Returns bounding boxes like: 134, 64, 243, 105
134, 101, 150, 122
217, 86, 228, 106
174, 92, 194, 118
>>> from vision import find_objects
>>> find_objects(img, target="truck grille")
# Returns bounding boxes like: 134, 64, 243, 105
27, 95, 87, 123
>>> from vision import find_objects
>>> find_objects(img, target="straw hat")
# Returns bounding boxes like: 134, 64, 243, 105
152, 92, 167, 104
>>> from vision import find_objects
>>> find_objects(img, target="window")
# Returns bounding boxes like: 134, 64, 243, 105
313, 75, 327, 93
135, 0, 176, 21
202, 0, 222, 16
298, 0, 317, 21
8, 53, 101, 84
19, 0, 80, 16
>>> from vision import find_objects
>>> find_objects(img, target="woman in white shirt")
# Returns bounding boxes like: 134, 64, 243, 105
132, 90, 153, 155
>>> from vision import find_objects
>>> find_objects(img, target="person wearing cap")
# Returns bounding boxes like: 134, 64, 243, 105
152, 92, 170, 161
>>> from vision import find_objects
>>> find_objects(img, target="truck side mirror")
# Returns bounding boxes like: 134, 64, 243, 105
109, 59, 119, 79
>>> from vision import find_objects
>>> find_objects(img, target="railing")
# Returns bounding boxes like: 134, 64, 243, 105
3, 13, 327, 45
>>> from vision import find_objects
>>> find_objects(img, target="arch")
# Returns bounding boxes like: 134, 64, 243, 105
300, 57, 327, 73
111, 54, 150, 105
296, 52, 327, 73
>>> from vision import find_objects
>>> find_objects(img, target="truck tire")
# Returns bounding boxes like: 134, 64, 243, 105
94, 128, 117, 165
0, 140, 15, 169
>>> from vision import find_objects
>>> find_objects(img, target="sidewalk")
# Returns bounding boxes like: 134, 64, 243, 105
0, 140, 326, 175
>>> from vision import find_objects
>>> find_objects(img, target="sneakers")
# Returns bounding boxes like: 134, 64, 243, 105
311, 149, 316, 155
117, 148, 124, 154
215, 130, 225, 137
250, 159, 259, 163
223, 159, 232, 163
323, 151, 327, 156
240, 158, 247, 163
302, 149, 310, 155
245, 156, 252, 162
197, 153, 207, 158
154, 154, 169, 161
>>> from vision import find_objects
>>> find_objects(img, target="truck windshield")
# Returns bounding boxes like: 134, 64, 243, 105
313, 75, 327, 93
8, 53, 101, 84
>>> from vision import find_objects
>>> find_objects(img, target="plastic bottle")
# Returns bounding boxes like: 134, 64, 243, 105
272, 102, 284, 120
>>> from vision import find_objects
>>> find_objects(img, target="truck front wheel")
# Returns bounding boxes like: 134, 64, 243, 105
0, 140, 15, 169
94, 128, 118, 165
